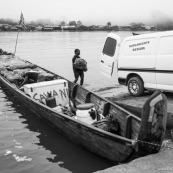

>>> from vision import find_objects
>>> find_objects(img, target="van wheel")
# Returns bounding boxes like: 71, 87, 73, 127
128, 77, 144, 96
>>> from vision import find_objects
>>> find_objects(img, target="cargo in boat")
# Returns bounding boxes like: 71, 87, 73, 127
0, 53, 167, 162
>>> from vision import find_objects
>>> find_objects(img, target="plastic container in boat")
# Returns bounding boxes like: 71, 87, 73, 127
53, 106, 63, 113
76, 103, 97, 125
45, 93, 56, 108
23, 79, 69, 106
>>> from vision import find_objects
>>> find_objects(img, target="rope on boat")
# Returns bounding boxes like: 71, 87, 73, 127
132, 139, 173, 150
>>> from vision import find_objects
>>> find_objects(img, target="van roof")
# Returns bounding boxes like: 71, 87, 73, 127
123, 30, 173, 41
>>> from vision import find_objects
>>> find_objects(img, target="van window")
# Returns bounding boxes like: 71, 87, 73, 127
103, 37, 117, 57
158, 36, 173, 55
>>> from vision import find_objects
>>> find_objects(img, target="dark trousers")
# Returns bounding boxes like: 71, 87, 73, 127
73, 69, 84, 86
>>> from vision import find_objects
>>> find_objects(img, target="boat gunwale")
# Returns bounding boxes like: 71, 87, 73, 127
33, 61, 141, 122
0, 72, 137, 146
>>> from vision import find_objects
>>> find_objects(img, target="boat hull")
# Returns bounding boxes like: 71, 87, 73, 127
0, 76, 134, 162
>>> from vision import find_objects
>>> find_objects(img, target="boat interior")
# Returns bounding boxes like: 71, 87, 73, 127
0, 54, 141, 140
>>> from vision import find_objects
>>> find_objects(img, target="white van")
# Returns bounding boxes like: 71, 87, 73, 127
100, 30, 173, 96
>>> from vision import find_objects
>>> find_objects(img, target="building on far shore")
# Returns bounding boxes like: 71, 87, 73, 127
43, 25, 54, 31
0, 23, 159, 32
61, 25, 76, 31
35, 25, 43, 31
119, 25, 131, 31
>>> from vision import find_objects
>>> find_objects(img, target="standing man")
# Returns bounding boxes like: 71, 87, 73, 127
72, 49, 84, 86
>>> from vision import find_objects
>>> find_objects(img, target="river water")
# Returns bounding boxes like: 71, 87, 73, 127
0, 31, 138, 173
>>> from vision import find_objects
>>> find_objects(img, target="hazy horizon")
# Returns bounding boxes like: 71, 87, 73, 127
1, 0, 173, 26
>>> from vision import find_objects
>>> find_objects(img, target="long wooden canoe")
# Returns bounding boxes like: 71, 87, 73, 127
0, 54, 167, 162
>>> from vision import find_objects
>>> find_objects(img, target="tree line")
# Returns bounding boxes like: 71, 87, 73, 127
0, 18, 173, 31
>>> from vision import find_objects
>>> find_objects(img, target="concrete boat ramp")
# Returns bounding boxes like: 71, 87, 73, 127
94, 85, 173, 173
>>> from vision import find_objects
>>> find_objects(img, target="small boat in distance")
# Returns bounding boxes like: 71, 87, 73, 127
0, 53, 167, 163
132, 32, 140, 35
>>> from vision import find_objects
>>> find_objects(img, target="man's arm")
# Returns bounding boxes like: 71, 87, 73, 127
72, 55, 76, 64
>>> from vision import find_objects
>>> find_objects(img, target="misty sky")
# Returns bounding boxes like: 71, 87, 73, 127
1, 0, 173, 25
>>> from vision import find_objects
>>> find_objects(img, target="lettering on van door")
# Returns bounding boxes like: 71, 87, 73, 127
129, 41, 150, 51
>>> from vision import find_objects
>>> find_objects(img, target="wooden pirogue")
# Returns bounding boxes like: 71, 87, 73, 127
0, 54, 167, 162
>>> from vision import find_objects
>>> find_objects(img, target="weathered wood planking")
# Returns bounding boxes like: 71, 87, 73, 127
137, 91, 167, 155
131, 118, 141, 139
0, 75, 135, 162
62, 82, 141, 139
0, 57, 166, 162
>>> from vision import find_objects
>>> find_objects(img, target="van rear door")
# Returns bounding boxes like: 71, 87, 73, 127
156, 32, 173, 91
100, 34, 121, 77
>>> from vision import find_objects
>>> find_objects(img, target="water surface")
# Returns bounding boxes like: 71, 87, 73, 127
0, 31, 136, 173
